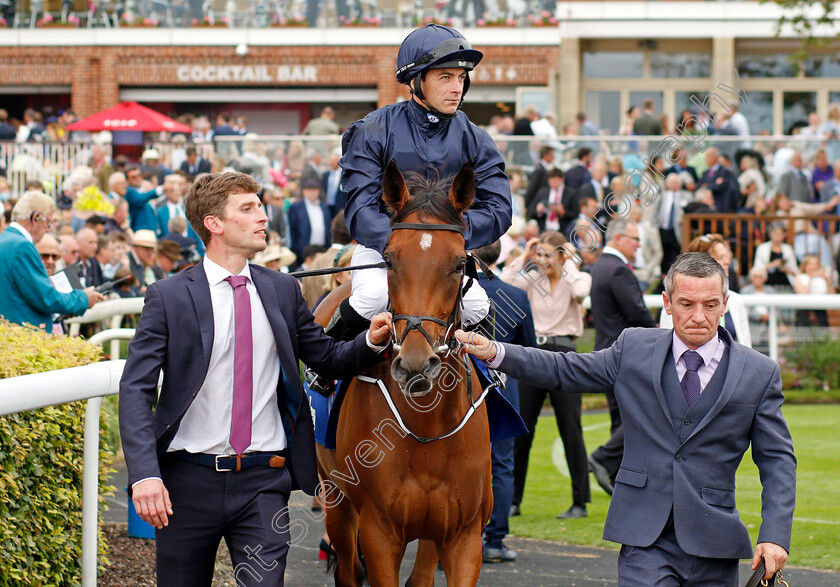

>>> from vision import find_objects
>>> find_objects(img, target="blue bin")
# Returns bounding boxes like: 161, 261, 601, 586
126, 486, 156, 539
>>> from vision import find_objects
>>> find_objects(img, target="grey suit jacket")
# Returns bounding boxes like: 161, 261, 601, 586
497, 326, 796, 559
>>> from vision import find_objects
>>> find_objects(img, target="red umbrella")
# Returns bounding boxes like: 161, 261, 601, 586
66, 101, 192, 133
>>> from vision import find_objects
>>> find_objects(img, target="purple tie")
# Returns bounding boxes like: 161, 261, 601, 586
680, 350, 704, 407
225, 275, 253, 455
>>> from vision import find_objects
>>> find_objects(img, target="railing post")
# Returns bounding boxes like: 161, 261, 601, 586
768, 305, 778, 363
82, 396, 104, 587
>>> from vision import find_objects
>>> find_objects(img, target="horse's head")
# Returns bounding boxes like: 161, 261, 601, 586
382, 160, 475, 396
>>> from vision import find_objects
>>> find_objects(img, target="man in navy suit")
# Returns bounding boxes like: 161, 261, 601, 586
322, 151, 346, 218
287, 179, 332, 264
457, 253, 796, 586
473, 241, 537, 564
119, 172, 391, 585
699, 147, 739, 212
179, 146, 212, 177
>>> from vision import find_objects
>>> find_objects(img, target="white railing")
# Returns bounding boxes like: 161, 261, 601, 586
587, 293, 840, 362
66, 297, 144, 358
0, 357, 126, 587
0, 141, 109, 198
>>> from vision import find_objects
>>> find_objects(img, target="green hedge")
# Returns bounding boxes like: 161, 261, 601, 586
0, 319, 115, 586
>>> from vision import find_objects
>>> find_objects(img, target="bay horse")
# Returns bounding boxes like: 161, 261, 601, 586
313, 162, 492, 586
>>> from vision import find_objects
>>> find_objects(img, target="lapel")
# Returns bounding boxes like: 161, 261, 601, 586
185, 261, 215, 373
649, 329, 678, 436
684, 327, 745, 443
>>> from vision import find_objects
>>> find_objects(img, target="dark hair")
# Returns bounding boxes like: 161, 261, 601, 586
185, 172, 261, 246
330, 210, 352, 245
186, 146, 198, 157
547, 168, 565, 179
303, 244, 327, 260
85, 216, 106, 228
472, 241, 501, 267
391, 173, 464, 229
577, 147, 592, 160
125, 166, 142, 177
539, 145, 554, 159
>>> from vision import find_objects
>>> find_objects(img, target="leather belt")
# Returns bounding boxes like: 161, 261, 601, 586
536, 335, 576, 347
172, 450, 287, 472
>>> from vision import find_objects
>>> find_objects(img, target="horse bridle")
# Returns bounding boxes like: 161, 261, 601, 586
388, 222, 468, 356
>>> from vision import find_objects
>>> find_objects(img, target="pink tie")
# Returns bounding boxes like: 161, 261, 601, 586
225, 275, 253, 455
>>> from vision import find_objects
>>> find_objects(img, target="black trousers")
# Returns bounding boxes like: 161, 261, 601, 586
513, 342, 590, 508
591, 390, 624, 481
156, 452, 293, 586
659, 228, 681, 276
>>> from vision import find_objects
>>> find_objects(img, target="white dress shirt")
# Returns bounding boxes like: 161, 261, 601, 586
304, 198, 326, 246
168, 257, 287, 455
672, 332, 725, 394
8, 222, 33, 243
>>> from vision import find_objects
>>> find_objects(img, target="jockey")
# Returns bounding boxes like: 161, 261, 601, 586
332, 24, 512, 341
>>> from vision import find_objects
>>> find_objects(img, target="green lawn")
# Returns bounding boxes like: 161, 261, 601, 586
510, 404, 840, 571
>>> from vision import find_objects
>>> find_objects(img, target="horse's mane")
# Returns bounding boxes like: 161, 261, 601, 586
390, 172, 465, 228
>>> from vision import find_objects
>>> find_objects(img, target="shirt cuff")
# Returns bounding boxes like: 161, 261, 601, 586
131, 476, 162, 489
365, 331, 388, 353
485, 341, 505, 368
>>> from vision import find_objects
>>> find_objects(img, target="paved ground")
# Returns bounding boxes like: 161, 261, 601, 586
104, 462, 839, 586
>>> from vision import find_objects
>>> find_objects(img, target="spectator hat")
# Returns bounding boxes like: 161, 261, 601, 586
157, 239, 182, 262
141, 148, 161, 161
132, 229, 158, 248
302, 179, 321, 190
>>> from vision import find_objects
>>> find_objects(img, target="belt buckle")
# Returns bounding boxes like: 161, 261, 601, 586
536, 335, 547, 346
215, 454, 235, 472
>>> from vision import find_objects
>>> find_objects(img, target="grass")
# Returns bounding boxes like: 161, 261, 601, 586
510, 404, 840, 571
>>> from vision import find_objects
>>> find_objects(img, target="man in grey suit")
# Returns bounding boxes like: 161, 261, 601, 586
456, 252, 795, 586
777, 151, 813, 203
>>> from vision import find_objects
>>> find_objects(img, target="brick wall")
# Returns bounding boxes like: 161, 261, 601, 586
0, 45, 559, 116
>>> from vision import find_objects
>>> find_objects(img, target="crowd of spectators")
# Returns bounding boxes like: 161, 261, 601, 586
2, 100, 839, 342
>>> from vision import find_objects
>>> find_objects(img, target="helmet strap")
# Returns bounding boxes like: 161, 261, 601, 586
410, 74, 467, 121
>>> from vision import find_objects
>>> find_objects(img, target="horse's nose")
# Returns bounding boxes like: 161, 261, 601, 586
391, 353, 442, 390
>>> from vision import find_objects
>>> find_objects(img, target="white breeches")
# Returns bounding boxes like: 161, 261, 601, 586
348, 244, 489, 325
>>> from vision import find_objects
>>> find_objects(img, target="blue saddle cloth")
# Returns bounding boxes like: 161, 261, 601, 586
304, 356, 527, 449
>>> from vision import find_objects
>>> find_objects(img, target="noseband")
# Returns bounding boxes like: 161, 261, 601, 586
388, 222, 466, 356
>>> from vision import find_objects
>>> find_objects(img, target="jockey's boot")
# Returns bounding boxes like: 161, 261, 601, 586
305, 299, 371, 397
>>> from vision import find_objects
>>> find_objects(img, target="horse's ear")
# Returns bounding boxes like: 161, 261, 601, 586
448, 164, 475, 213
382, 160, 410, 213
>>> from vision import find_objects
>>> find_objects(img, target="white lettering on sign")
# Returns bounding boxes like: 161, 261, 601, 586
103, 119, 138, 128
175, 64, 317, 83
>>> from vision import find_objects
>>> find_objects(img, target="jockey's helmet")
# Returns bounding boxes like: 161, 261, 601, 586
395, 24, 483, 108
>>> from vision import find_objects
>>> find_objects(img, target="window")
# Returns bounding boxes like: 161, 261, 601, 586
583, 51, 643, 79
650, 53, 711, 78
736, 54, 796, 78
802, 55, 840, 77
585, 91, 620, 135
783, 92, 816, 135
743, 91, 773, 135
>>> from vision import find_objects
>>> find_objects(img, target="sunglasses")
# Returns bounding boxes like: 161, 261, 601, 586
40, 253, 61, 261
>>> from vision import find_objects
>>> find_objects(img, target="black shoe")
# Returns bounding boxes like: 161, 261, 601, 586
334, 298, 371, 342
556, 504, 587, 519
508, 504, 521, 517
482, 544, 517, 563
304, 366, 335, 397
588, 454, 614, 496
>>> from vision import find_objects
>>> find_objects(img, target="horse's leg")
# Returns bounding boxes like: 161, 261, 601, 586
324, 487, 365, 587
405, 539, 438, 587
438, 521, 484, 587
358, 510, 407, 587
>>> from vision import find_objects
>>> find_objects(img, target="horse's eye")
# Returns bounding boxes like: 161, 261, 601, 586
454, 259, 467, 273
383, 255, 394, 270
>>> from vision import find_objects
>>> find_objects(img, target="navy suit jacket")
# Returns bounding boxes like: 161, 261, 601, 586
497, 326, 796, 559
287, 199, 332, 260
700, 165, 739, 212
478, 273, 536, 348
322, 169, 347, 216
590, 252, 656, 351
119, 261, 383, 495
179, 157, 211, 176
